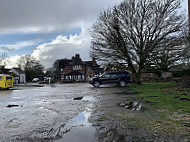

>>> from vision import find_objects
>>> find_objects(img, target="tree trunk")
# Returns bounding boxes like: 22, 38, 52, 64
133, 72, 141, 84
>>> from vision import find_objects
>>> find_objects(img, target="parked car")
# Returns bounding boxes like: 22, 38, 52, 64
89, 71, 132, 87
0, 74, 13, 90
32, 78, 39, 83
43, 77, 51, 83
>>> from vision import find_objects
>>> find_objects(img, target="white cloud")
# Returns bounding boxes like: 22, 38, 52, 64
32, 26, 91, 69
0, 39, 42, 50
1, 55, 21, 68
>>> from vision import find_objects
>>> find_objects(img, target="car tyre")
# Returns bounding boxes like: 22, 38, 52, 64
93, 81, 100, 87
119, 80, 126, 87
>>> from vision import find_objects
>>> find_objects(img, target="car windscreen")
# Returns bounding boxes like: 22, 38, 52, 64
6, 77, 12, 80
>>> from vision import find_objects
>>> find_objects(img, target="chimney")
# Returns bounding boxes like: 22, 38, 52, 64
75, 54, 80, 59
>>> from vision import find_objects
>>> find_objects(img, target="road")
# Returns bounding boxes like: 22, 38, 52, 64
0, 83, 122, 141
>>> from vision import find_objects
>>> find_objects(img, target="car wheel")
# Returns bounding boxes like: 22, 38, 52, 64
119, 80, 126, 87
93, 81, 100, 87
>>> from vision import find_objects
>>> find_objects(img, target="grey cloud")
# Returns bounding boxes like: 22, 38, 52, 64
0, 0, 123, 33
0, 46, 13, 51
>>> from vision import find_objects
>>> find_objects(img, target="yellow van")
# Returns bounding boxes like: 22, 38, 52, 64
0, 74, 13, 90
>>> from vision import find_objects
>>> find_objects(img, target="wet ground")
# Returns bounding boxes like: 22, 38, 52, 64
1, 83, 189, 142
0, 83, 127, 141
91, 88, 190, 142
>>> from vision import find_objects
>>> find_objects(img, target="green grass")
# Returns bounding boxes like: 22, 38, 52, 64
114, 82, 190, 138
93, 82, 190, 140
128, 82, 190, 113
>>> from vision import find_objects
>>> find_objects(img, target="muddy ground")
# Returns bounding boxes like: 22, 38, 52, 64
0, 83, 189, 142
91, 87, 190, 142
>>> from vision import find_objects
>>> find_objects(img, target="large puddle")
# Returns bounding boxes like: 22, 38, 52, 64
56, 108, 96, 142
73, 96, 96, 101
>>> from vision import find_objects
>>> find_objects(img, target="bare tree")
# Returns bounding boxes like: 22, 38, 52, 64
103, 62, 127, 72
148, 35, 188, 71
183, 21, 190, 64
17, 55, 44, 81
90, 0, 186, 84
0, 46, 12, 65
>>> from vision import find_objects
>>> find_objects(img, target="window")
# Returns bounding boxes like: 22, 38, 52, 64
73, 65, 81, 70
118, 73, 128, 77
101, 74, 110, 78
0, 76, 2, 80
6, 77, 12, 80
110, 74, 118, 77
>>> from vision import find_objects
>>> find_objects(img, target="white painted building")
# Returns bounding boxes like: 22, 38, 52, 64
9, 68, 26, 83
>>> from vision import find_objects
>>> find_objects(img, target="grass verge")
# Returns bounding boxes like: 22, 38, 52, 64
128, 82, 190, 113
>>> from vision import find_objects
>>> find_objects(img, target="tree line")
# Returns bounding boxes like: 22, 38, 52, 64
0, 54, 44, 82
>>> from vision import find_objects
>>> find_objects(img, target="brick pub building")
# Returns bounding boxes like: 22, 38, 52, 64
55, 54, 103, 82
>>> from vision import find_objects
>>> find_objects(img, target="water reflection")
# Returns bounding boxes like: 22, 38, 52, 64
82, 96, 96, 101
56, 108, 95, 142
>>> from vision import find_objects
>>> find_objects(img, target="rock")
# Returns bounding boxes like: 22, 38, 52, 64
7, 105, 19, 108
118, 102, 127, 107
73, 97, 83, 100
180, 98, 190, 101
182, 93, 187, 96
149, 96, 159, 98
118, 101, 144, 111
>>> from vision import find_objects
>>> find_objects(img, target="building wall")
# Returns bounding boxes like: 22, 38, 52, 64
58, 54, 102, 82
161, 72, 173, 79
86, 66, 94, 80
63, 66, 73, 74
9, 69, 26, 83
19, 73, 26, 83
60, 64, 96, 82
141, 73, 159, 78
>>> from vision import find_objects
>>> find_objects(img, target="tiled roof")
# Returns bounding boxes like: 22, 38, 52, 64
11, 68, 24, 74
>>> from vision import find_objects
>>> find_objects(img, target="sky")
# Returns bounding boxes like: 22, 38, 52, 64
0, 0, 188, 69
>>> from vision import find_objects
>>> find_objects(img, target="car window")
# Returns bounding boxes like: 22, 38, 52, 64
110, 74, 118, 77
118, 72, 129, 77
6, 77, 12, 80
0, 76, 2, 80
101, 74, 110, 78
118, 73, 124, 77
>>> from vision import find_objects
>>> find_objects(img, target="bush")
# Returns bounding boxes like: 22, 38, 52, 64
182, 76, 190, 87
172, 69, 190, 78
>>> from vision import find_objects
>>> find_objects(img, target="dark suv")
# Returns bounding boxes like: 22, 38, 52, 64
89, 71, 132, 87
